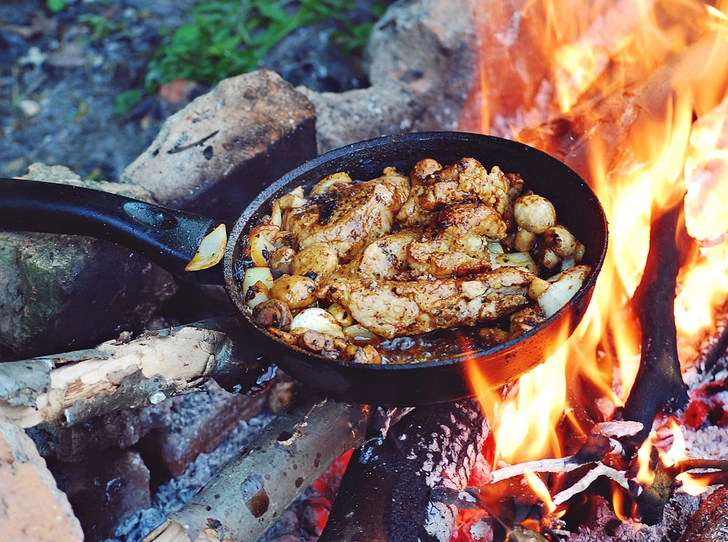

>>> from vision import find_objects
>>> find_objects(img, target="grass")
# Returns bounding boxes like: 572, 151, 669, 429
144, 0, 379, 92
47, 0, 386, 115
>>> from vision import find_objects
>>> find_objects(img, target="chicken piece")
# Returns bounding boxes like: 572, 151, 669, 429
410, 158, 443, 187
437, 158, 512, 215
395, 184, 435, 228
407, 204, 507, 278
354, 229, 420, 280
321, 267, 534, 339
396, 158, 523, 227
284, 167, 410, 260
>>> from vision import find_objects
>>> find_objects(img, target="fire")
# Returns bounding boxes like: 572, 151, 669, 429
462, 0, 728, 526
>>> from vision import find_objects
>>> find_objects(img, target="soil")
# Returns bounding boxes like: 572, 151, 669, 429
0, 0, 382, 182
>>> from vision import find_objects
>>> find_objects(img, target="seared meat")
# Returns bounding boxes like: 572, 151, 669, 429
322, 267, 534, 339
407, 203, 507, 278
396, 158, 523, 229
284, 167, 410, 260
354, 229, 420, 280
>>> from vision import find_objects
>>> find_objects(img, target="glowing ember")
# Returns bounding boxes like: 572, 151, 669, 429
459, 0, 728, 535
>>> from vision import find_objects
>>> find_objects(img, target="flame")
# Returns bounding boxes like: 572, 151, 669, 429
524, 471, 557, 514
676, 471, 713, 495
462, 0, 728, 521
635, 436, 656, 486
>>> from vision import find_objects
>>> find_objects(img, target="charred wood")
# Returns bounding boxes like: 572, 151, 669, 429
319, 399, 488, 542
678, 485, 728, 542
144, 391, 370, 542
622, 200, 690, 445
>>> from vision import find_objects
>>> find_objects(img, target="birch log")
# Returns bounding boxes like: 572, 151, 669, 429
145, 391, 371, 542
0, 316, 265, 428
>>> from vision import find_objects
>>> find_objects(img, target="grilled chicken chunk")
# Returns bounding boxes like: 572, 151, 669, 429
322, 267, 534, 339
407, 203, 507, 278
354, 229, 420, 280
396, 158, 523, 229
283, 167, 410, 261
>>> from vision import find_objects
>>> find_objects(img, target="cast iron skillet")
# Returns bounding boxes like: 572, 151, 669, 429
0, 132, 608, 406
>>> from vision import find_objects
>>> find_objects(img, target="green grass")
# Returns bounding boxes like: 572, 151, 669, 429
144, 0, 380, 93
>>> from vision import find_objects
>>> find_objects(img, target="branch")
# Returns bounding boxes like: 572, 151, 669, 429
623, 198, 690, 445
144, 392, 371, 542
0, 316, 268, 427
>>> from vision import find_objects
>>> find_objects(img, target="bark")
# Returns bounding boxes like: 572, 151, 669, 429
144, 391, 371, 542
320, 399, 488, 542
622, 200, 690, 445
0, 316, 269, 428
678, 485, 728, 542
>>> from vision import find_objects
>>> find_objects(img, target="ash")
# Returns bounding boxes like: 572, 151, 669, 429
110, 411, 275, 542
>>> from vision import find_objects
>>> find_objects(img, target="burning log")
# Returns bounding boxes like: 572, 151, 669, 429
319, 399, 488, 542
623, 200, 691, 445
144, 391, 370, 542
679, 485, 728, 542
0, 316, 270, 428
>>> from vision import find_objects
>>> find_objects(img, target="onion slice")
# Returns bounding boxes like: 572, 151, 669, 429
185, 223, 227, 271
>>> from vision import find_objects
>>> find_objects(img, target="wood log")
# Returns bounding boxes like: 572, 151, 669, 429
319, 399, 488, 542
622, 200, 690, 445
144, 391, 370, 542
0, 316, 268, 428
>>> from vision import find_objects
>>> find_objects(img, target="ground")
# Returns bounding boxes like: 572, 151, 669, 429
0, 0, 381, 182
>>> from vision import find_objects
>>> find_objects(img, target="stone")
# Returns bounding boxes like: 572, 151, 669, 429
0, 421, 83, 541
299, 0, 476, 153
51, 449, 151, 542
0, 164, 177, 360
120, 70, 317, 221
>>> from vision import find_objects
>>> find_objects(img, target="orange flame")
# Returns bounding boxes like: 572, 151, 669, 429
524, 471, 557, 515
463, 0, 728, 505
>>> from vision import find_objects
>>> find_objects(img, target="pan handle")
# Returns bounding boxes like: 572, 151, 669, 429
0, 177, 226, 284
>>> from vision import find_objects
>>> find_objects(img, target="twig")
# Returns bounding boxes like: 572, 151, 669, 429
167, 130, 219, 154
668, 458, 728, 475
490, 434, 615, 483
552, 463, 630, 506
490, 456, 586, 484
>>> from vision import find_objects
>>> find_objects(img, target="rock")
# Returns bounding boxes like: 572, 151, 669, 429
300, 0, 476, 153
136, 381, 269, 480
0, 421, 83, 541
0, 164, 177, 361
120, 70, 317, 221
51, 449, 151, 542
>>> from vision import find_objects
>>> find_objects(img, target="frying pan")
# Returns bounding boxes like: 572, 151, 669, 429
0, 132, 608, 406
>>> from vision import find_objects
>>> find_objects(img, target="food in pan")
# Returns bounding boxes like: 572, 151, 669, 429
240, 157, 591, 364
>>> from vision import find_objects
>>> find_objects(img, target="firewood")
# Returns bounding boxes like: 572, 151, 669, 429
623, 200, 690, 445
319, 399, 488, 542
0, 316, 267, 428
144, 391, 370, 542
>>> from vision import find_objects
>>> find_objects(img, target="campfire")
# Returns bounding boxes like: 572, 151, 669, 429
3, 0, 728, 541
447, 0, 728, 538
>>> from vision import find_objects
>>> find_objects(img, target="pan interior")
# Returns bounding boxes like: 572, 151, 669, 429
224, 132, 608, 371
